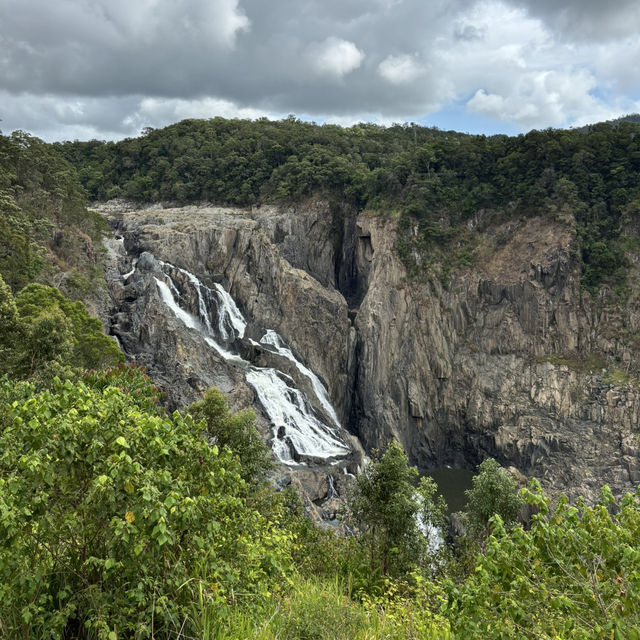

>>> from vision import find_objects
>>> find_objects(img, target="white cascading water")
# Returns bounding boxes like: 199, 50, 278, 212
147, 257, 348, 464
259, 330, 341, 428
122, 258, 138, 280
155, 278, 199, 331
213, 283, 246, 340
176, 267, 216, 335
246, 368, 348, 461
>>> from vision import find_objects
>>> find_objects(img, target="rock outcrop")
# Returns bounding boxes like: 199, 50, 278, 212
98, 201, 640, 503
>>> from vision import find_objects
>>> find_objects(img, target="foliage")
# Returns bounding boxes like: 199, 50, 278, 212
188, 387, 272, 486
0, 366, 637, 637
450, 481, 640, 639
464, 458, 524, 539
59, 117, 640, 291
0, 130, 107, 294
83, 363, 165, 415
0, 275, 19, 357
345, 441, 446, 578
0, 377, 292, 639
360, 574, 451, 640
193, 574, 451, 640
0, 278, 123, 379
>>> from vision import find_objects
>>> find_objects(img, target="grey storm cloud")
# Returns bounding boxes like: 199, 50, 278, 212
509, 0, 640, 40
1, 0, 639, 140
0, 0, 467, 110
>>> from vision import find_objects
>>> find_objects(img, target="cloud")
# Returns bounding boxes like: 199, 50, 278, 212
466, 69, 601, 128
310, 38, 365, 77
432, 1, 640, 129
505, 0, 640, 41
0, 91, 280, 142
0, 0, 639, 139
132, 97, 275, 127
378, 55, 425, 84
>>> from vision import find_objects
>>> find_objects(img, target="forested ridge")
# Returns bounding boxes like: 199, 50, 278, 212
60, 116, 640, 291
0, 130, 111, 298
1, 121, 640, 637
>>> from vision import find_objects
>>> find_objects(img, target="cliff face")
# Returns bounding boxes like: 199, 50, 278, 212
99, 201, 640, 503
351, 215, 640, 502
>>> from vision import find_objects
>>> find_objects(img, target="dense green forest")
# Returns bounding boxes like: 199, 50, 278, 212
0, 130, 110, 298
1, 122, 640, 637
60, 117, 640, 291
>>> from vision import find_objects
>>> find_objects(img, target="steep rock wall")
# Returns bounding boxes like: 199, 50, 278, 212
99, 202, 640, 503
352, 214, 640, 502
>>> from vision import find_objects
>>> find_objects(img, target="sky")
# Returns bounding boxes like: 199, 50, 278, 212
1, 0, 639, 141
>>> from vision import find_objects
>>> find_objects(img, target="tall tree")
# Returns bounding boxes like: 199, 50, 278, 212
345, 441, 446, 576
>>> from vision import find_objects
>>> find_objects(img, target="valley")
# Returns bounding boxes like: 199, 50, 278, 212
99, 199, 640, 504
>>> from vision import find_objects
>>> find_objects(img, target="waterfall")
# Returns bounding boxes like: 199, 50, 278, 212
122, 258, 137, 280
155, 277, 200, 331
246, 368, 348, 461
326, 475, 339, 499
259, 330, 341, 428
213, 283, 246, 340
150, 257, 349, 464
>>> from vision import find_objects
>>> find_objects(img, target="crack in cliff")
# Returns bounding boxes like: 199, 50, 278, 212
335, 212, 373, 310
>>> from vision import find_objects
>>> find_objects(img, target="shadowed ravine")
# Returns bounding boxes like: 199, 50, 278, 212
100, 202, 640, 506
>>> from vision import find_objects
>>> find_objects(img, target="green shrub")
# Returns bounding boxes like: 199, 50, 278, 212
189, 388, 272, 485
9, 282, 123, 378
0, 378, 292, 638
450, 481, 640, 639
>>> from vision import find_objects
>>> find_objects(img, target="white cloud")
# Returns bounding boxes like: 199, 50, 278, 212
466, 69, 600, 128
0, 91, 282, 142
134, 97, 275, 125
378, 54, 425, 84
426, 0, 640, 130
93, 0, 250, 48
1, 0, 640, 138
310, 37, 365, 77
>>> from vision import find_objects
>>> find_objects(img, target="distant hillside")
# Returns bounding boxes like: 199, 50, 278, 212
599, 113, 640, 127
59, 116, 640, 292
577, 113, 640, 132
0, 130, 108, 298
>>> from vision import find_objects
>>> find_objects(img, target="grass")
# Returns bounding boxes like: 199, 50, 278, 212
536, 353, 638, 388
535, 352, 607, 374
603, 368, 634, 387
192, 575, 452, 640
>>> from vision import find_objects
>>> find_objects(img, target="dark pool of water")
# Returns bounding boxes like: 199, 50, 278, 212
420, 467, 475, 514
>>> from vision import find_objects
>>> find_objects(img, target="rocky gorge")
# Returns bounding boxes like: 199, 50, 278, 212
97, 200, 640, 505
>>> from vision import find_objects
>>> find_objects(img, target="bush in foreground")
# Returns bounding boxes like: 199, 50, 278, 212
450, 481, 640, 639
0, 376, 292, 639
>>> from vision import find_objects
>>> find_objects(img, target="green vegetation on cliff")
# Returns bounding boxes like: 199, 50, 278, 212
0, 130, 107, 297
60, 117, 640, 291
0, 274, 122, 380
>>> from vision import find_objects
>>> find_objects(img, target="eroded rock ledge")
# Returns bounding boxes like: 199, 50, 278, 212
98, 201, 640, 503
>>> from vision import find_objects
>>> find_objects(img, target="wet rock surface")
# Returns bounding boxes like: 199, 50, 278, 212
98, 202, 640, 504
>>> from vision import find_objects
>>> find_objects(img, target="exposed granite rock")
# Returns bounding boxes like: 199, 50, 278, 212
97, 201, 640, 504
350, 214, 640, 503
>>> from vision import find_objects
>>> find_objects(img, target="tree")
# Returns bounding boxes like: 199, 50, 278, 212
464, 458, 524, 538
0, 274, 19, 372
345, 441, 446, 576
188, 388, 272, 486
0, 376, 291, 638
19, 305, 73, 376
13, 283, 123, 377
